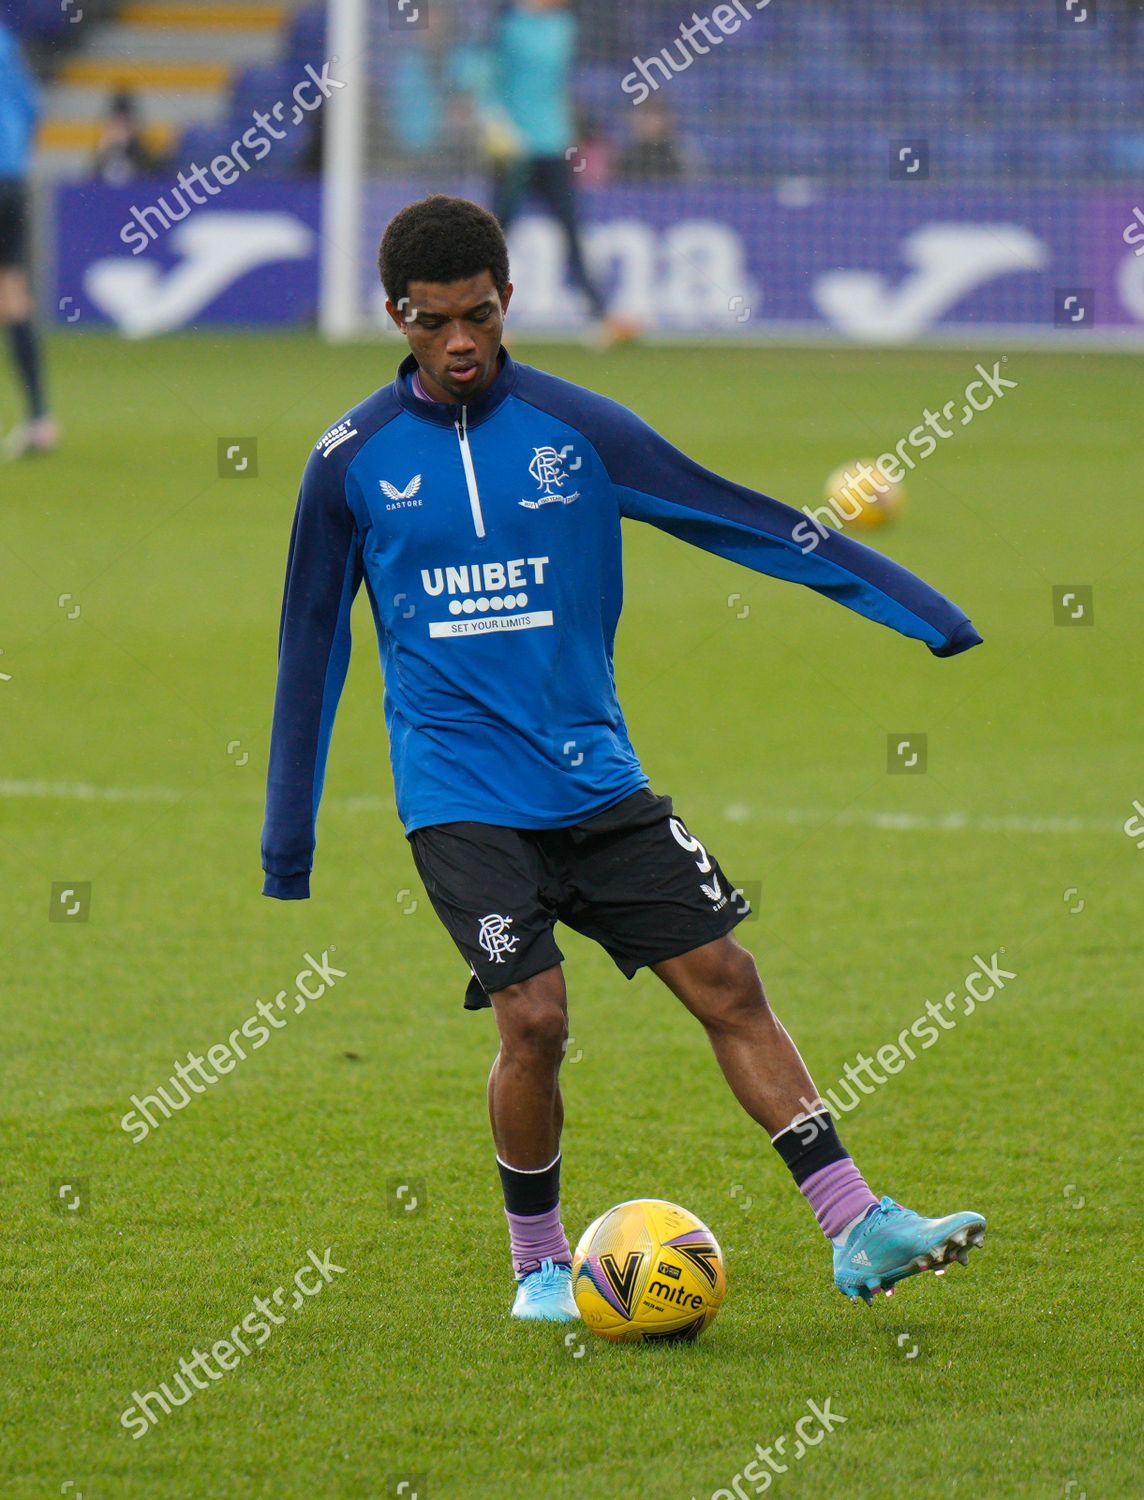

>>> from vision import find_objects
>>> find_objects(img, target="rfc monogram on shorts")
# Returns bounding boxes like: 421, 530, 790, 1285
478, 913, 519, 963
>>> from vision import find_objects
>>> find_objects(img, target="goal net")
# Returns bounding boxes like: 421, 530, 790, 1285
319, 0, 1142, 343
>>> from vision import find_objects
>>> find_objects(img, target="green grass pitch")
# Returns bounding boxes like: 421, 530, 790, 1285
2, 334, 1141, 1498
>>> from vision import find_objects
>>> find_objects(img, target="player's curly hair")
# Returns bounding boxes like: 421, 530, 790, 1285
378, 195, 510, 305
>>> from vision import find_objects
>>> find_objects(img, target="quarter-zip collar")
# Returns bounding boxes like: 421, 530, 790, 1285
454, 403, 486, 539
394, 347, 518, 428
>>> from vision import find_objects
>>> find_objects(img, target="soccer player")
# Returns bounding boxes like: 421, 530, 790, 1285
0, 21, 56, 458
468, 0, 628, 341
262, 195, 986, 1321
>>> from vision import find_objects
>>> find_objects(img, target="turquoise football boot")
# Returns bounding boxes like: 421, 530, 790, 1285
834, 1196, 985, 1303
511, 1257, 579, 1322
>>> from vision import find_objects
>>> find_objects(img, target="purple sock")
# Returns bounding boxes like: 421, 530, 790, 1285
505, 1204, 571, 1277
801, 1159, 879, 1240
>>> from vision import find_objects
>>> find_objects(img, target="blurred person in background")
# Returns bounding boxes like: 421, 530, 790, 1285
296, 104, 325, 177
0, 19, 56, 458
615, 96, 693, 182
92, 91, 162, 186
389, 5, 475, 172
470, 0, 637, 341
569, 109, 612, 187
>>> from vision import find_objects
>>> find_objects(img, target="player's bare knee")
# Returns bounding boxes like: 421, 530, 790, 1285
699, 935, 758, 990
503, 1001, 567, 1061
0, 269, 29, 321
703, 942, 769, 1030
492, 971, 568, 1060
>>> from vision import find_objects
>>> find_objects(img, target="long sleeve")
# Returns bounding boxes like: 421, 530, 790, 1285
459, 29, 515, 146
15, 39, 41, 128
597, 405, 981, 658
261, 446, 363, 899
0, 27, 41, 178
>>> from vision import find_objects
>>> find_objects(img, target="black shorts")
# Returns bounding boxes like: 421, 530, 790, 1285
408, 788, 750, 1010
0, 180, 28, 268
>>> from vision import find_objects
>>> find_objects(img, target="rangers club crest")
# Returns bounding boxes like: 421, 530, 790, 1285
520, 447, 580, 509
478, 913, 519, 963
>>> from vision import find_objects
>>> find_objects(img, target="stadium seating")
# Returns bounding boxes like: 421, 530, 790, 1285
15, 0, 1144, 185
30, 1, 300, 175
2, 0, 72, 41
283, 4, 325, 68
559, 0, 1144, 185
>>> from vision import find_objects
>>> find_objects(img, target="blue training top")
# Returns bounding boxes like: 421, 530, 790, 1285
477, 6, 576, 157
261, 351, 981, 898
0, 24, 40, 180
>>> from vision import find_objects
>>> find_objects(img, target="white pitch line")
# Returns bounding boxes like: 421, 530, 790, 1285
0, 778, 183, 803
722, 804, 1119, 836
0, 780, 1119, 837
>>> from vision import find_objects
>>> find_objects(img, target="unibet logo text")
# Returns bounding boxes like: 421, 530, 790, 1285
421, 556, 549, 597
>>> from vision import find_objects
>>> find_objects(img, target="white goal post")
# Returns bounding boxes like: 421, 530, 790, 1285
318, 0, 369, 340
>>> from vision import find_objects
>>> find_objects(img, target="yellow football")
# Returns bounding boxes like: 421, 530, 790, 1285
572, 1199, 726, 1343
824, 457, 907, 529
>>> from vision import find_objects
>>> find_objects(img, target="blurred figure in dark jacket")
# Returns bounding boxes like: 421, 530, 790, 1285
93, 91, 163, 186
470, 0, 637, 341
0, 19, 56, 457
615, 97, 692, 181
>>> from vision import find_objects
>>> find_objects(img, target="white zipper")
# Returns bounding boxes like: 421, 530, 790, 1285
455, 405, 486, 539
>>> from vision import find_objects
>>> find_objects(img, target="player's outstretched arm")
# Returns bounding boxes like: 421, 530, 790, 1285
1, 27, 41, 130
595, 405, 981, 659
260, 446, 363, 900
